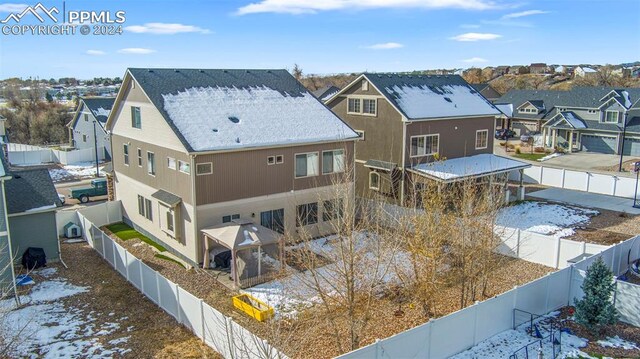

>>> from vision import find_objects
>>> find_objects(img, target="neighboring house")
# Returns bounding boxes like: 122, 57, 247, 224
0, 115, 7, 143
312, 85, 340, 102
68, 97, 115, 160
470, 83, 501, 102
494, 66, 510, 76
0, 157, 14, 295
326, 73, 530, 206
106, 68, 359, 267
574, 66, 598, 78
508, 66, 529, 75
5, 167, 61, 267
529, 63, 549, 75
612, 67, 631, 78
496, 87, 640, 154
632, 68, 640, 79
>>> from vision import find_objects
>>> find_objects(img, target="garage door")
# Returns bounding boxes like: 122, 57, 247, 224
511, 121, 537, 136
623, 137, 640, 156
581, 134, 617, 154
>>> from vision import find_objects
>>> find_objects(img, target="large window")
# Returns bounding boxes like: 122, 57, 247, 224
348, 98, 361, 114
475, 129, 489, 149
322, 149, 345, 174
261, 208, 285, 234
323, 199, 344, 222
147, 152, 155, 175
410, 134, 439, 157
196, 162, 213, 175
369, 172, 380, 191
131, 106, 141, 129
138, 195, 145, 216
138, 195, 152, 220
295, 152, 319, 178
296, 202, 318, 227
604, 111, 619, 123
363, 99, 377, 115
123, 144, 129, 165
222, 214, 240, 223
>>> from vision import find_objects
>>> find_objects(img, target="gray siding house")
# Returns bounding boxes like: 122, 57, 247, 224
68, 97, 115, 160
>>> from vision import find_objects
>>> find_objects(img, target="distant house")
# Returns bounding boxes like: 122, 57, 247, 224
0, 115, 7, 143
632, 68, 640, 78
612, 67, 631, 78
494, 66, 510, 76
529, 63, 549, 75
574, 66, 598, 78
68, 97, 115, 160
496, 87, 640, 155
470, 83, 501, 102
312, 85, 340, 102
508, 66, 529, 75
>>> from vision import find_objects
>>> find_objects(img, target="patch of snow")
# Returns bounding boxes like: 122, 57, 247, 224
411, 154, 529, 181
385, 84, 500, 119
562, 112, 586, 129
92, 107, 111, 118
538, 153, 563, 162
598, 336, 639, 350
321, 90, 338, 101
49, 162, 105, 182
25, 204, 57, 212
36, 267, 58, 278
162, 86, 358, 152
497, 201, 598, 239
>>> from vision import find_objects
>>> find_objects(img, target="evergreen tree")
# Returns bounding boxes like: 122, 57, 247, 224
574, 257, 618, 333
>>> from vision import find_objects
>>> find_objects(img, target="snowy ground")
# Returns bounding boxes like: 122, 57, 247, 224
49, 162, 106, 182
451, 311, 638, 359
497, 201, 599, 239
0, 267, 132, 358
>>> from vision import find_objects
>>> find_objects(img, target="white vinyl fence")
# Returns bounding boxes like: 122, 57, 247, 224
62, 202, 285, 359
339, 235, 640, 359
7, 142, 106, 165
510, 165, 637, 199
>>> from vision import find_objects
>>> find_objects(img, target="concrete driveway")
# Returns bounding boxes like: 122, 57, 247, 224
540, 152, 637, 174
528, 187, 640, 215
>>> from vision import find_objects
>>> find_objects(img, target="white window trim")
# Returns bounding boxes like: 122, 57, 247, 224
362, 80, 369, 91
369, 172, 380, 191
178, 160, 191, 174
276, 155, 284, 164
167, 157, 176, 170
131, 106, 142, 129
196, 162, 213, 176
347, 96, 377, 117
362, 98, 378, 116
603, 110, 619, 123
123, 144, 129, 166
137, 148, 143, 167
294, 151, 319, 179
475, 129, 489, 150
267, 156, 276, 165
409, 134, 440, 158
147, 151, 156, 177
322, 149, 345, 175
355, 130, 365, 141
347, 97, 362, 115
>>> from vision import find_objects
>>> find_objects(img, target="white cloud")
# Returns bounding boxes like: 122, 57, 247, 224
501, 9, 548, 19
237, 0, 498, 15
363, 42, 404, 50
0, 3, 28, 12
450, 32, 502, 41
117, 48, 156, 55
125, 22, 211, 35
460, 24, 480, 29
461, 57, 488, 63
86, 50, 106, 56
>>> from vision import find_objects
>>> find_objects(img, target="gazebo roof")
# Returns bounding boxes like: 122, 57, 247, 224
201, 219, 282, 250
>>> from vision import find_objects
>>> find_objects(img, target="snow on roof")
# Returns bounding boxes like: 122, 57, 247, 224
384, 84, 500, 120
561, 112, 586, 129
93, 107, 111, 119
582, 67, 597, 73
494, 103, 513, 117
410, 154, 530, 182
321, 90, 338, 101
162, 86, 358, 152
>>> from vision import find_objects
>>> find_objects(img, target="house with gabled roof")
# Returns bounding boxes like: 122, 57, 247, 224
68, 97, 115, 160
312, 85, 340, 102
105, 68, 358, 271
470, 83, 501, 102
497, 87, 640, 154
326, 73, 530, 206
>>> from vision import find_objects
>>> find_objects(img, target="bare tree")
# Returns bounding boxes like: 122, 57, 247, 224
292, 64, 303, 82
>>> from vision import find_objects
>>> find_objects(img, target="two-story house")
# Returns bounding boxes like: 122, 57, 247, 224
326, 73, 530, 206
106, 68, 358, 267
68, 97, 115, 160
496, 87, 640, 154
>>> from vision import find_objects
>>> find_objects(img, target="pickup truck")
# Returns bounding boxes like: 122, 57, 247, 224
69, 178, 108, 203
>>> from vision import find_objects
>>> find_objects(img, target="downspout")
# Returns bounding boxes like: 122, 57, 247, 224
400, 120, 407, 206
619, 111, 629, 172
56, 208, 69, 269
1, 179, 18, 305
190, 154, 199, 267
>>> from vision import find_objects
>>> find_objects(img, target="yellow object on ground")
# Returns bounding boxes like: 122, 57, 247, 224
232, 294, 274, 322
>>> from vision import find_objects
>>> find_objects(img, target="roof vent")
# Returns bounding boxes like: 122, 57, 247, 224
148, 69, 154, 73
174, 69, 180, 73
267, 70, 271, 73
228, 116, 240, 124
235, 137, 240, 143
223, 70, 228, 73
246, 70, 250, 73
444, 97, 452, 103
212, 128, 218, 133
199, 69, 205, 73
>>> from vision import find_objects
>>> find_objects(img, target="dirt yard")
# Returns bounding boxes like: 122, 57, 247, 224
568, 209, 640, 245
56, 242, 221, 358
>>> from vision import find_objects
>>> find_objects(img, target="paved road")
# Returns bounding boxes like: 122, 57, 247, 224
55, 179, 107, 208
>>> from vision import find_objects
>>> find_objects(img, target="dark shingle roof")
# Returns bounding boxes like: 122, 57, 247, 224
470, 83, 489, 92
151, 189, 181, 207
364, 159, 397, 172
5, 168, 60, 214
312, 85, 340, 100
82, 97, 115, 123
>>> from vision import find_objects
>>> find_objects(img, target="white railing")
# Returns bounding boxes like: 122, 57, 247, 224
63, 203, 286, 359
510, 165, 636, 199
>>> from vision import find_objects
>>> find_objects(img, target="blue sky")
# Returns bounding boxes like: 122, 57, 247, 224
0, 0, 639, 79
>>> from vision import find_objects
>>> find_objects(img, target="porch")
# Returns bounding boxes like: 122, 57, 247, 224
541, 127, 581, 153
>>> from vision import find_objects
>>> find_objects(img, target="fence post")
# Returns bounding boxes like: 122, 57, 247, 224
176, 283, 182, 323
544, 273, 551, 312
472, 301, 480, 345
156, 272, 162, 307
585, 172, 591, 193
554, 237, 561, 269
612, 176, 617, 196
139, 258, 144, 292
539, 166, 544, 184
200, 299, 206, 342
124, 250, 129, 281
112, 238, 117, 267
567, 265, 574, 306
516, 229, 521, 258
427, 319, 434, 358
561, 169, 566, 189
101, 232, 107, 259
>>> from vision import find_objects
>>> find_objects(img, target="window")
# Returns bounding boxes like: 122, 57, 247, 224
196, 162, 213, 175
588, 109, 597, 114
363, 99, 377, 115
322, 149, 345, 174
147, 152, 155, 175
410, 134, 439, 157
276, 155, 284, 164
361, 80, 368, 91
348, 98, 361, 114
267, 156, 275, 165
123, 144, 129, 165
475, 130, 489, 149
369, 172, 380, 191
84, 113, 89, 122
131, 106, 141, 129
323, 198, 344, 222
519, 107, 537, 114
82, 135, 87, 143
222, 214, 240, 223
166, 211, 174, 232
355, 130, 365, 141
296, 202, 318, 227
167, 157, 176, 170
604, 111, 619, 123
138, 195, 145, 216
138, 195, 152, 220
295, 152, 319, 178
137, 148, 142, 167
178, 160, 191, 174
261, 208, 285, 234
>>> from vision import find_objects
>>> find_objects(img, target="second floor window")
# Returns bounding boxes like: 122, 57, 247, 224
84, 113, 89, 121
131, 106, 141, 129
475, 130, 488, 149
178, 160, 191, 174
82, 135, 87, 143
322, 149, 345, 174
123, 144, 129, 165
604, 111, 619, 123
363, 99, 376, 115
348, 98, 361, 113
147, 152, 155, 175
410, 134, 439, 157
167, 157, 176, 170
295, 152, 319, 178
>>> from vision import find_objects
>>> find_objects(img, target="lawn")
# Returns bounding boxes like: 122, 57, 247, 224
106, 222, 167, 252
513, 152, 547, 161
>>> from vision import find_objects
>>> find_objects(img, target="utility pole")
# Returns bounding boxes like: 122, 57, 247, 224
93, 120, 99, 177
619, 111, 629, 172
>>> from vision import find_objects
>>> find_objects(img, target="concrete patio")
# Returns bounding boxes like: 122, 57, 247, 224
528, 187, 640, 215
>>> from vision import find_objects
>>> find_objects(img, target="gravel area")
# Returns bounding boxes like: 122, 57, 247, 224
569, 209, 640, 245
